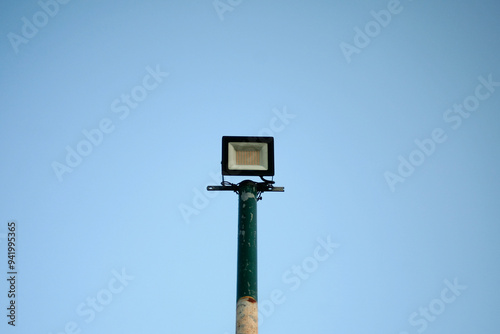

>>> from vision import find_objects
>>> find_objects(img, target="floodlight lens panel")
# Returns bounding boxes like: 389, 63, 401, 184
236, 150, 260, 166
227, 142, 268, 171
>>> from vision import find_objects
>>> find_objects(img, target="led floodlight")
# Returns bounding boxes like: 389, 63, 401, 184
222, 136, 274, 176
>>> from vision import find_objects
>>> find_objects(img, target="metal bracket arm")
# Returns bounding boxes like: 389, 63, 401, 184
207, 184, 284, 192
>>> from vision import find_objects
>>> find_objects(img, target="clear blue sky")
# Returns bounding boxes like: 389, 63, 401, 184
1, 1, 500, 333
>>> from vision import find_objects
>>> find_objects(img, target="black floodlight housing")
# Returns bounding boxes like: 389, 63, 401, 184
222, 136, 275, 176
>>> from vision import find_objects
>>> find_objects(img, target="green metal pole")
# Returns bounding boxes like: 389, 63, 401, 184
236, 180, 258, 334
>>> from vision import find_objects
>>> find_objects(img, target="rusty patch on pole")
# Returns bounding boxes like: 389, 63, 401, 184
236, 296, 258, 334
246, 296, 256, 303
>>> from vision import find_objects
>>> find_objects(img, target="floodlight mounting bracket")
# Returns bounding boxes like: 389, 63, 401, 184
207, 180, 284, 200
206, 183, 284, 192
